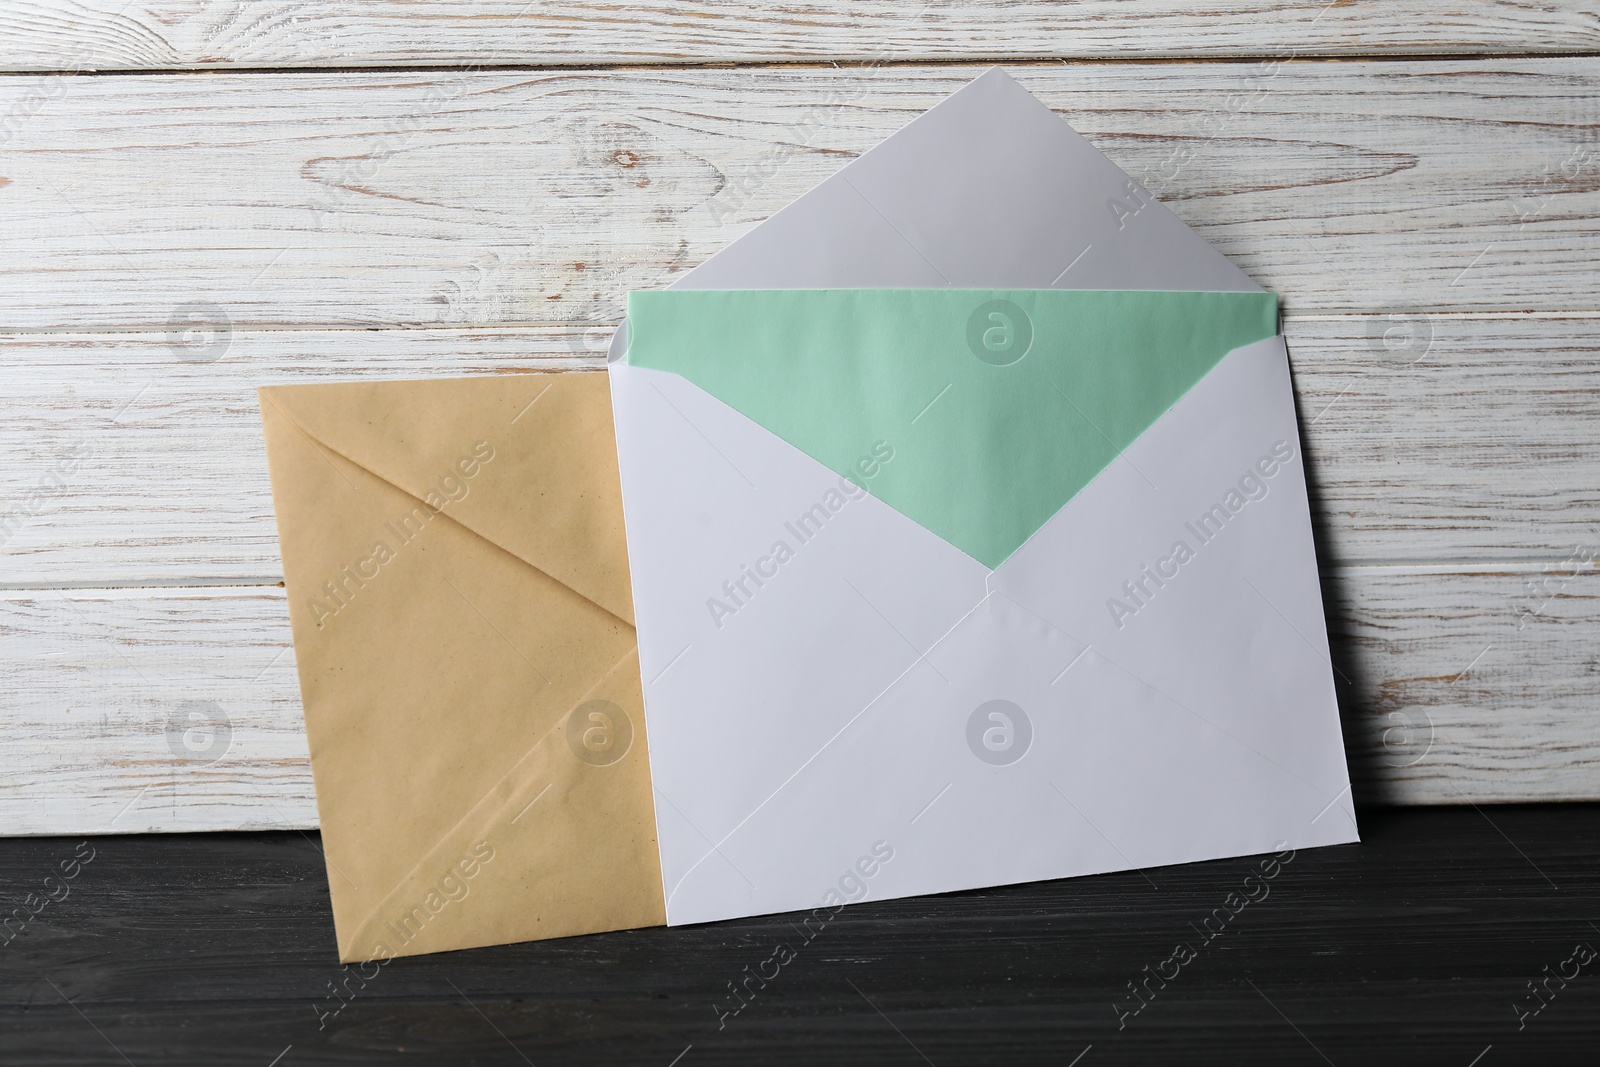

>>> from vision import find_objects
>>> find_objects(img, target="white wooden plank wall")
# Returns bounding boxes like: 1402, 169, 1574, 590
1, 4, 1597, 833
4, 2, 1599, 69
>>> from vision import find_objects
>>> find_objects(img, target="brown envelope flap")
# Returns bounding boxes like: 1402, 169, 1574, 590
259, 373, 634, 625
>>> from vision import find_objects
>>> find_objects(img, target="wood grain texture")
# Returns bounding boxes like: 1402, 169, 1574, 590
2, 0, 1597, 71
1290, 313, 1600, 566
2, 807, 1597, 1064
3, 315, 1596, 588
0, 586, 313, 835
4, 314, 1593, 827
4, 563, 1596, 836
1330, 563, 1600, 804
1, 48, 1597, 828
1, 62, 1599, 333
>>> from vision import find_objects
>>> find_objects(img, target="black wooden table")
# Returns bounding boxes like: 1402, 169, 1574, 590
3, 804, 1597, 1066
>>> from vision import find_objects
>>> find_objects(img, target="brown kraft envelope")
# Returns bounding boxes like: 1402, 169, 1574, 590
258, 371, 666, 961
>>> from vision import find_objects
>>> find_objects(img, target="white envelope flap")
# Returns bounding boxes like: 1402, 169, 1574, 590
608, 66, 1260, 361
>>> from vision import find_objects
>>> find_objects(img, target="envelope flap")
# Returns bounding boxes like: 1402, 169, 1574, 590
686, 67, 1260, 294
259, 373, 634, 625
607, 67, 1261, 361
627, 288, 1278, 568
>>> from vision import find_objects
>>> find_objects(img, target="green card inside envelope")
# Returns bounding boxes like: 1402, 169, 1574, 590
627, 289, 1279, 568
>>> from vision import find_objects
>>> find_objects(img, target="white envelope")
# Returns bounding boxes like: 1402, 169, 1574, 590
609, 68, 1357, 926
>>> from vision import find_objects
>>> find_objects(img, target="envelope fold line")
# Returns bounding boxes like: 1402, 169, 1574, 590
265, 392, 633, 632
625, 290, 1280, 569
661, 584, 995, 908
338, 643, 654, 960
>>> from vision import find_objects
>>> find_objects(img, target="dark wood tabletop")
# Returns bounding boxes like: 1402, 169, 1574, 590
3, 803, 1596, 1066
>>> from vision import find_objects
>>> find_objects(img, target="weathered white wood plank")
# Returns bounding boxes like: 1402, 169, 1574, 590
0, 586, 314, 835
1, 63, 1598, 332
1331, 562, 1600, 805
0, 328, 596, 587
1288, 312, 1600, 567
2, 0, 1596, 71
1, 46, 1595, 829
2, 314, 1595, 588
4, 564, 1594, 836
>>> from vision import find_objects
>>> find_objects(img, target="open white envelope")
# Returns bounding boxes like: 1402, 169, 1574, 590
608, 68, 1357, 926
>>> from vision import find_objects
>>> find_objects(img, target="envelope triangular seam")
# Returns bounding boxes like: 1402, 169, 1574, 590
338, 644, 654, 959
626, 290, 1277, 569
659, 583, 991, 909
263, 391, 631, 630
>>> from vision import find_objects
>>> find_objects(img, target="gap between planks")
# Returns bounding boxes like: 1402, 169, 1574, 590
5, 309, 1600, 340
8, 51, 1600, 79
3, 0, 1598, 70
0, 559, 1592, 596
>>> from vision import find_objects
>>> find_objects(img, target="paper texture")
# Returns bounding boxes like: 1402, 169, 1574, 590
259, 372, 665, 960
609, 69, 1355, 926
628, 288, 1279, 566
